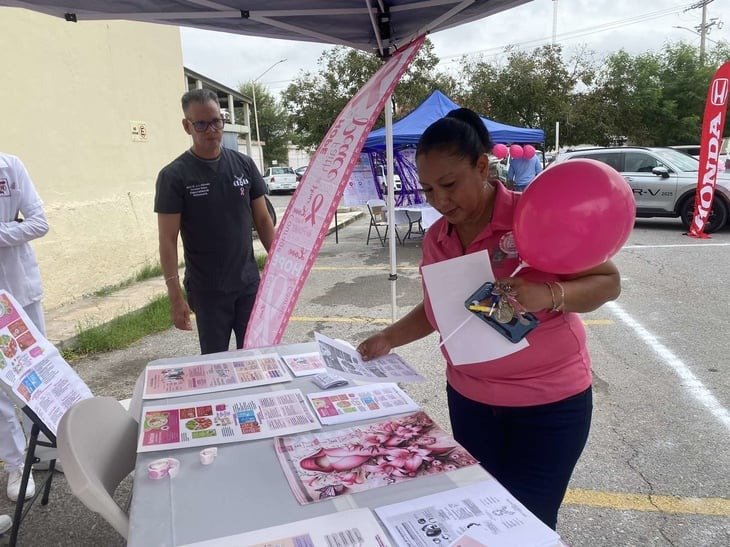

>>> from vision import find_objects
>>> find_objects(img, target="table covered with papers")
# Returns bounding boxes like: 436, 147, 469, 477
127, 339, 564, 547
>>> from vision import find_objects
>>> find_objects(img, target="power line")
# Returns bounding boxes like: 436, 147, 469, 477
439, 1, 698, 63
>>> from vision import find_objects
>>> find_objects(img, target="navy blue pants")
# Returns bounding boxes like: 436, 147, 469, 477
447, 384, 592, 529
187, 289, 257, 355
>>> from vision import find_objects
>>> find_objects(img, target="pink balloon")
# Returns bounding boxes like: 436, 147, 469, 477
523, 145, 536, 160
514, 159, 635, 274
493, 143, 508, 159
509, 144, 524, 159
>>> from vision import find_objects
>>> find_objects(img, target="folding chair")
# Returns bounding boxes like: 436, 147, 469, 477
398, 210, 423, 241
57, 396, 138, 540
366, 199, 390, 246
2, 389, 60, 547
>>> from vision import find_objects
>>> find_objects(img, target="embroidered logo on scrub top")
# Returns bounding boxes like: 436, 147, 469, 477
0, 179, 10, 197
232, 173, 250, 197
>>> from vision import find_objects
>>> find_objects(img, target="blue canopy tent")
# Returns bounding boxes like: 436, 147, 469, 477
355, 90, 544, 206
364, 90, 544, 149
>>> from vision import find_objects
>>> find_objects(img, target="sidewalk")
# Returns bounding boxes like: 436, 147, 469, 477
44, 208, 363, 347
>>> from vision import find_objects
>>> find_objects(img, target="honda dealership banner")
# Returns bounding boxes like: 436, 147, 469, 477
688, 61, 730, 238
244, 36, 425, 348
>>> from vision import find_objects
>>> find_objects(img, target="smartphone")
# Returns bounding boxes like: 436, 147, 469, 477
464, 281, 539, 344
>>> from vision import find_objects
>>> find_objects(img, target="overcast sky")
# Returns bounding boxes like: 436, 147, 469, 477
180, 0, 728, 95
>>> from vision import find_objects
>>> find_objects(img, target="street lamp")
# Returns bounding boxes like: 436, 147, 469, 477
251, 59, 286, 173
673, 25, 718, 44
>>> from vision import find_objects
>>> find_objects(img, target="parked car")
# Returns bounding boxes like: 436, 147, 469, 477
375, 164, 402, 194
553, 146, 730, 233
670, 144, 729, 171
294, 165, 307, 182
264, 166, 297, 194
669, 144, 701, 159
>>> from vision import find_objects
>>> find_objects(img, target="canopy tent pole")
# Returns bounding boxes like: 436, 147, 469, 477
385, 95, 398, 323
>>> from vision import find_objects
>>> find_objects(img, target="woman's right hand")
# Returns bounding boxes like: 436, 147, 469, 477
357, 332, 392, 361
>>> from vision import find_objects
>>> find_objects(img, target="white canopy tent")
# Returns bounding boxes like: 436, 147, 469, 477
2, 0, 533, 321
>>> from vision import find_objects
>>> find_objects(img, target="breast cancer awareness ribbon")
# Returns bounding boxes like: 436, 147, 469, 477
304, 193, 324, 225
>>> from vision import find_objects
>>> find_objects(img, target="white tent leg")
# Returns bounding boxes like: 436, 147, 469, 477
386, 96, 397, 323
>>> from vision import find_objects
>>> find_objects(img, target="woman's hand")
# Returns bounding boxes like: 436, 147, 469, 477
496, 260, 621, 314
357, 332, 393, 361
494, 277, 553, 313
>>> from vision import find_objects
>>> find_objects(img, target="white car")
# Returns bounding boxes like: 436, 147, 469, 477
264, 166, 297, 194
554, 146, 730, 233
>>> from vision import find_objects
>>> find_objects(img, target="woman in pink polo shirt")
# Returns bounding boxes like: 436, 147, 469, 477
358, 108, 621, 530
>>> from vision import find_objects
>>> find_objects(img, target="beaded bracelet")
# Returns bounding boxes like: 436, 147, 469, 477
164, 275, 179, 283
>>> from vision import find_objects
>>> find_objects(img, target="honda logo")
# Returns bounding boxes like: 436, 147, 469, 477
710, 78, 728, 106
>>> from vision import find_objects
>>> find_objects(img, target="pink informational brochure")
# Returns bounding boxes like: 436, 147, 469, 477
143, 353, 292, 400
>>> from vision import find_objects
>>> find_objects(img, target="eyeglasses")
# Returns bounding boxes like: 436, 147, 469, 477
186, 118, 225, 132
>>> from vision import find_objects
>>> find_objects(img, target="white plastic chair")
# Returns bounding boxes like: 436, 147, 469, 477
57, 396, 138, 539
127, 371, 145, 423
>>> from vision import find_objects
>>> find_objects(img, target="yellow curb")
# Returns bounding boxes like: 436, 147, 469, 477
565, 488, 730, 516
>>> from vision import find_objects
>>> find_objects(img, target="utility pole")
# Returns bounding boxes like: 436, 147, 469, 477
687, 0, 720, 64
552, 0, 558, 44
700, 0, 708, 64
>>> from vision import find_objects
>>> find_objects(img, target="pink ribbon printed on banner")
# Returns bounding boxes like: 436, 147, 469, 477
244, 36, 426, 348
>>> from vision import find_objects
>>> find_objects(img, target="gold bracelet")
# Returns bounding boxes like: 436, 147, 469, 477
544, 282, 557, 311
164, 275, 179, 283
554, 281, 565, 312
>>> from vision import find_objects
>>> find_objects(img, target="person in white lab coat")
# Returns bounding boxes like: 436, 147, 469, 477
0, 152, 49, 502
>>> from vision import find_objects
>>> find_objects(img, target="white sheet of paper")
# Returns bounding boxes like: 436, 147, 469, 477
178, 508, 393, 547
421, 251, 528, 365
315, 332, 425, 383
375, 479, 561, 547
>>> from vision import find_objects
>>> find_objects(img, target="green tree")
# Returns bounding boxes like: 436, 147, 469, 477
239, 82, 291, 168
456, 44, 595, 147
283, 38, 454, 148
582, 41, 730, 146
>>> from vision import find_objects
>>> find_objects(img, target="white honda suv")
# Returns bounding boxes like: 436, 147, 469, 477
553, 147, 730, 233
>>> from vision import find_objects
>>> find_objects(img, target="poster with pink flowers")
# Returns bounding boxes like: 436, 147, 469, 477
274, 411, 478, 504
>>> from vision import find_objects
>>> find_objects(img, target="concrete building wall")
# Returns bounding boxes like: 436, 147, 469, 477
287, 146, 312, 170
0, 8, 190, 309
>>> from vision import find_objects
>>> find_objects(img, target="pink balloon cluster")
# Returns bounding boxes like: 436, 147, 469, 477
523, 145, 536, 160
509, 144, 523, 159
492, 143, 508, 159
513, 159, 635, 274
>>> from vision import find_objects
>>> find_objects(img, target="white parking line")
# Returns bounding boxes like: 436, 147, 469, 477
623, 243, 730, 249
606, 301, 730, 432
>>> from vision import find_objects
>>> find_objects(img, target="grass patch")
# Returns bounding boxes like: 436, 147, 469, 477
62, 255, 268, 362
256, 253, 267, 270
92, 261, 171, 297
135, 262, 164, 282
62, 295, 172, 360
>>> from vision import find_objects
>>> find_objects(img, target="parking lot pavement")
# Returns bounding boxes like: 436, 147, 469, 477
4, 215, 729, 546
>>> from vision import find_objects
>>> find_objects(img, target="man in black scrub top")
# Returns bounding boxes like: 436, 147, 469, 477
155, 89, 275, 354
